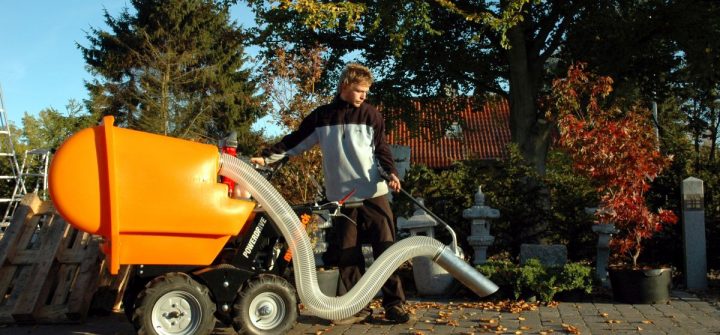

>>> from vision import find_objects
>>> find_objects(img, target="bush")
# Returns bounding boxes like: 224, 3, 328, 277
394, 144, 599, 261
476, 258, 595, 302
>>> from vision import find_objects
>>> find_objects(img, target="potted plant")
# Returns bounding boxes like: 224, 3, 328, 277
548, 63, 678, 304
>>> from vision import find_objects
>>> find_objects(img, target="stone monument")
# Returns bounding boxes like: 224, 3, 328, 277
682, 177, 707, 290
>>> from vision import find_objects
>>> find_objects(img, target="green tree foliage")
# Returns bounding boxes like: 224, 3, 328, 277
249, 0, 718, 177
80, 0, 263, 145
20, 100, 95, 151
246, 0, 592, 174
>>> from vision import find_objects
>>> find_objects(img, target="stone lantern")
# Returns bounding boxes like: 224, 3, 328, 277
463, 187, 499, 265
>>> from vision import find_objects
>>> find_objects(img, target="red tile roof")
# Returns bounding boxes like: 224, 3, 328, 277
384, 97, 511, 168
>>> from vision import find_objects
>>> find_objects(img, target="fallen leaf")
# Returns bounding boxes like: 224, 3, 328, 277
562, 323, 581, 334
600, 312, 609, 317
641, 320, 653, 324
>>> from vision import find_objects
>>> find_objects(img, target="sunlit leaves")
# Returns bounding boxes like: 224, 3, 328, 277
273, 0, 366, 30
434, 0, 534, 49
550, 63, 678, 267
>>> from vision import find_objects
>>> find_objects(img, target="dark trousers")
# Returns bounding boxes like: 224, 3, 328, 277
335, 195, 405, 308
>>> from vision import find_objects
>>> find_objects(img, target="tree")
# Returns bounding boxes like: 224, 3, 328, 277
562, 0, 720, 170
550, 64, 677, 267
80, 0, 263, 145
248, 0, 719, 176
246, 0, 583, 174
21, 100, 95, 151
257, 46, 328, 204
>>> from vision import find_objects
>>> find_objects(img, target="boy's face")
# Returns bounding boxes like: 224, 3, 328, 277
340, 81, 370, 108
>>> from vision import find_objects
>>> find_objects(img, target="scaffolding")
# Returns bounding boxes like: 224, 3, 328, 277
0, 85, 24, 230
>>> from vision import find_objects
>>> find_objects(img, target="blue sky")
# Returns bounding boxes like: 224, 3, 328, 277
0, 1, 264, 131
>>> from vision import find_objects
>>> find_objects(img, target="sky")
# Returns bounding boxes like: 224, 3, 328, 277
0, 1, 270, 133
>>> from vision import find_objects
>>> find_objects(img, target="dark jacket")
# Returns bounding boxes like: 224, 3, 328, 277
262, 97, 397, 201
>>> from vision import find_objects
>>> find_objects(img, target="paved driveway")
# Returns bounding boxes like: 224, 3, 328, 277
1, 291, 719, 334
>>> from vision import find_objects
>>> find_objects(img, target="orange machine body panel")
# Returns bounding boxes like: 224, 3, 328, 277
49, 116, 255, 274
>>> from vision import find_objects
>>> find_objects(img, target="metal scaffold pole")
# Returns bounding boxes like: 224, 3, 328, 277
0, 84, 26, 230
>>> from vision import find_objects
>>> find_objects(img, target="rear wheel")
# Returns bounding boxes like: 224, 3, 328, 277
233, 274, 297, 335
132, 272, 216, 335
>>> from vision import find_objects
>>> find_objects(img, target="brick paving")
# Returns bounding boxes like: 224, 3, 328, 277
0, 291, 719, 334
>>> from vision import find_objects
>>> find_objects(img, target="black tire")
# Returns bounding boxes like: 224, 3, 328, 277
233, 274, 298, 335
132, 272, 216, 335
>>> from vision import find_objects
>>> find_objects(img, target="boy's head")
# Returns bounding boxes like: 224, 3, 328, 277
338, 63, 373, 107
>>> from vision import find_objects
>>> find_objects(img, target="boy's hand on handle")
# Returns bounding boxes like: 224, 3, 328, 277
250, 157, 265, 166
388, 173, 401, 192
377, 166, 401, 192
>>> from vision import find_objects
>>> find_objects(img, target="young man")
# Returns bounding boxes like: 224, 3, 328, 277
251, 63, 409, 324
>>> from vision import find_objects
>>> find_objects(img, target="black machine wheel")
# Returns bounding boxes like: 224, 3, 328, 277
233, 274, 298, 335
132, 272, 216, 335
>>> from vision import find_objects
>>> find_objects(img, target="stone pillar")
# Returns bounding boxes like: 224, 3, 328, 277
592, 222, 616, 287
586, 207, 616, 287
397, 198, 454, 296
682, 177, 707, 290
463, 187, 499, 265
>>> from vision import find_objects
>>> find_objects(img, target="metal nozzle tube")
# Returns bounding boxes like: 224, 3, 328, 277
434, 247, 499, 297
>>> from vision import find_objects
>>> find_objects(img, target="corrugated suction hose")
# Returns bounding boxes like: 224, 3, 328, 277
218, 153, 498, 320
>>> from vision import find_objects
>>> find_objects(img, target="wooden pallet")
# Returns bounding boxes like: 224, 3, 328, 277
0, 193, 102, 324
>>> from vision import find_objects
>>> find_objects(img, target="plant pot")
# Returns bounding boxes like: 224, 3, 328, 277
316, 268, 340, 297
412, 257, 455, 296
608, 267, 671, 304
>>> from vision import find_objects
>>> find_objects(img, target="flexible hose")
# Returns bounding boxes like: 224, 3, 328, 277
218, 153, 497, 320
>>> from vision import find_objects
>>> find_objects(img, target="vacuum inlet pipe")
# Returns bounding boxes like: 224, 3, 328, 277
218, 153, 498, 320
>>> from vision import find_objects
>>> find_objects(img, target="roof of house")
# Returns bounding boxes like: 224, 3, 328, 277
385, 97, 511, 169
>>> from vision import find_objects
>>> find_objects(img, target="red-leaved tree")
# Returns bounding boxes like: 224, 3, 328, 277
547, 63, 678, 268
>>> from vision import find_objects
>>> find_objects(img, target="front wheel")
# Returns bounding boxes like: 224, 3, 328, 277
132, 272, 216, 335
233, 274, 298, 335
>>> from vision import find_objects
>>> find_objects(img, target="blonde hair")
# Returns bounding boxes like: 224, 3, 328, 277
337, 63, 373, 93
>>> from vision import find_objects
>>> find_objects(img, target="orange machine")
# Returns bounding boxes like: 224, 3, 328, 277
49, 116, 256, 275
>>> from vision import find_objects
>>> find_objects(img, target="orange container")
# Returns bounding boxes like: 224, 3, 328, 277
49, 116, 255, 274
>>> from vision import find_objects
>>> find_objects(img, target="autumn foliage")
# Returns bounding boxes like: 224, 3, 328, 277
548, 63, 678, 268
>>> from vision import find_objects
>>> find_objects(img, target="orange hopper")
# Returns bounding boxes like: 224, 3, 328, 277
49, 116, 255, 274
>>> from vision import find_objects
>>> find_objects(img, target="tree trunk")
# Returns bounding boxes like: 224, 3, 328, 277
506, 26, 552, 175
708, 106, 718, 164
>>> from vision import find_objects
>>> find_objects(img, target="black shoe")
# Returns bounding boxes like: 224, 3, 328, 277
332, 307, 372, 325
385, 304, 410, 323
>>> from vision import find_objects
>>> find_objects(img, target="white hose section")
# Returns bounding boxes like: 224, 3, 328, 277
218, 153, 447, 320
